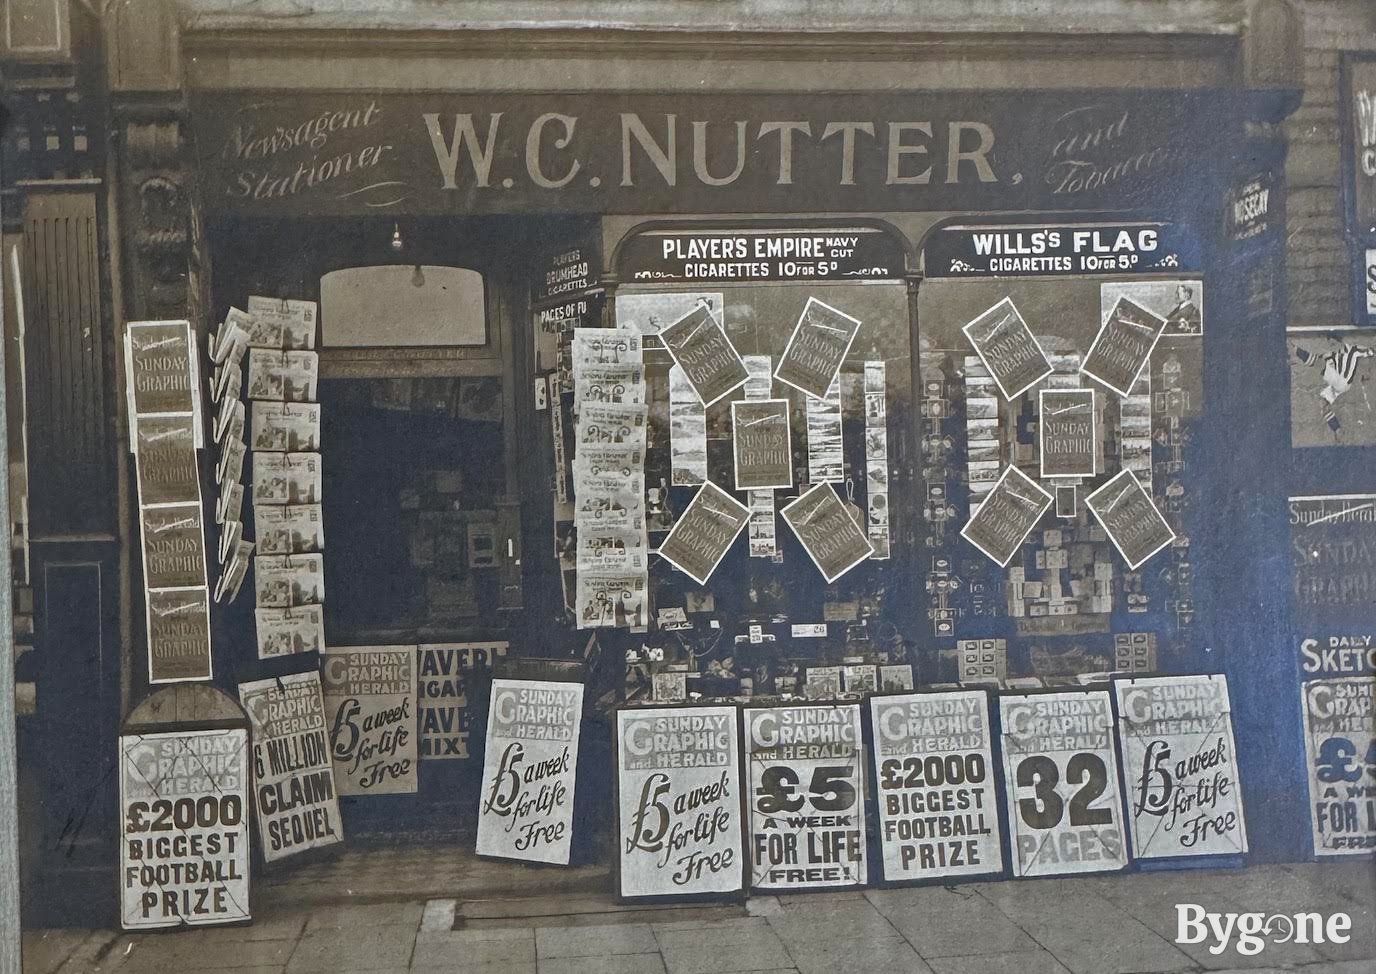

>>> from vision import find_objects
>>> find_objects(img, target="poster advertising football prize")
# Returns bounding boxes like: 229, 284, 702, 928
418, 642, 510, 760
477, 679, 584, 865
617, 706, 744, 899
1114, 675, 1249, 859
744, 704, 866, 891
870, 691, 1003, 882
238, 672, 343, 862
1300, 677, 1376, 855
119, 729, 250, 930
320, 645, 418, 795
999, 690, 1128, 877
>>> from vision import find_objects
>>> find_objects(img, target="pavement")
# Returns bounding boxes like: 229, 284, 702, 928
21, 857, 1374, 974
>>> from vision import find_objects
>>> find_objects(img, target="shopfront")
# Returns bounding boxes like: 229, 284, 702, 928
80, 11, 1354, 928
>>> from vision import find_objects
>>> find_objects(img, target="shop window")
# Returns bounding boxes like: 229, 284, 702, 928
320, 265, 486, 347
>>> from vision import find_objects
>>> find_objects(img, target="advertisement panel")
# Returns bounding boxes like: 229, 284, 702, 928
119, 729, 250, 930
616, 706, 744, 899
1300, 677, 1376, 856
418, 642, 509, 760
999, 690, 1128, 877
869, 691, 1003, 882
320, 645, 418, 795
744, 704, 866, 891
238, 672, 343, 863
1114, 675, 1248, 859
477, 679, 584, 865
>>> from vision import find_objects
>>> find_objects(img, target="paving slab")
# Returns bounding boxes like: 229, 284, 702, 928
790, 935, 933, 974
306, 901, 425, 931
535, 922, 659, 958
766, 898, 898, 944
284, 924, 418, 973
410, 931, 534, 970
925, 950, 1072, 974
538, 954, 668, 974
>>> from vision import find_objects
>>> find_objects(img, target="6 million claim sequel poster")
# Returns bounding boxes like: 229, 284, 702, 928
999, 690, 1128, 877
616, 706, 744, 899
744, 704, 866, 891
119, 729, 250, 930
1114, 675, 1248, 860
477, 679, 584, 866
869, 691, 1003, 883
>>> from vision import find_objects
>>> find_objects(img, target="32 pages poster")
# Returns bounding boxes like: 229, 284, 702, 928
477, 679, 584, 865
617, 706, 744, 898
1114, 675, 1248, 859
999, 690, 1127, 877
320, 645, 418, 795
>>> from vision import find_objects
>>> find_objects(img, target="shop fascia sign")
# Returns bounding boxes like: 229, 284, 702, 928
194, 91, 1216, 216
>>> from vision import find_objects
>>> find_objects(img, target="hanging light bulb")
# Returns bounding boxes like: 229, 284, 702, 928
390, 223, 403, 252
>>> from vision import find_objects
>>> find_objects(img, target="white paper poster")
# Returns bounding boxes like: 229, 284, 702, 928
320, 645, 418, 796
744, 704, 866, 891
119, 729, 250, 930
999, 689, 1128, 877
477, 679, 584, 865
870, 691, 1002, 882
238, 672, 344, 863
1114, 675, 1248, 859
617, 706, 744, 899
1300, 677, 1376, 856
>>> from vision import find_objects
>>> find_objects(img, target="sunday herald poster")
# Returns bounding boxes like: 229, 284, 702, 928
320, 645, 419, 795
869, 691, 1002, 883
477, 679, 584, 865
617, 706, 744, 899
238, 672, 343, 863
999, 690, 1128, 877
1114, 675, 1249, 860
744, 704, 866, 891
119, 728, 250, 930
1300, 677, 1376, 856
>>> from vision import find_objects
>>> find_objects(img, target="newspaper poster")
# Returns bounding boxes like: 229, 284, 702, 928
961, 465, 1054, 567
127, 320, 198, 417
1039, 389, 1097, 478
214, 397, 244, 446
119, 728, 250, 930
743, 355, 773, 400
999, 690, 1128, 877
217, 437, 245, 488
576, 571, 649, 630
1085, 470, 1175, 569
135, 415, 201, 508
147, 588, 212, 684
140, 503, 208, 591
254, 605, 324, 659
575, 365, 646, 406
617, 706, 744, 899
658, 482, 750, 585
418, 642, 510, 760
572, 444, 644, 479
251, 402, 321, 452
572, 327, 643, 367
1300, 677, 1376, 855
732, 399, 792, 490
211, 359, 242, 406
211, 308, 251, 365
477, 679, 585, 865
775, 297, 862, 400
577, 402, 648, 449
575, 474, 645, 532
238, 672, 343, 862
1289, 494, 1376, 622
321, 645, 418, 795
254, 553, 324, 608
870, 690, 1002, 883
577, 528, 648, 573
879, 665, 914, 692
1114, 675, 1248, 860
780, 483, 873, 584
253, 453, 322, 505
616, 291, 723, 338
247, 295, 318, 350
214, 540, 254, 604
256, 504, 325, 555
961, 298, 1052, 401
669, 365, 708, 486
748, 490, 777, 558
247, 350, 319, 402
1287, 327, 1376, 448
864, 361, 890, 559
805, 375, 844, 483
551, 376, 570, 503
1081, 296, 1167, 398
659, 304, 748, 407
218, 518, 242, 566
744, 704, 866, 890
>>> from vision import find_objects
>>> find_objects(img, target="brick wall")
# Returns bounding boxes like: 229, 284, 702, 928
1288, 0, 1376, 326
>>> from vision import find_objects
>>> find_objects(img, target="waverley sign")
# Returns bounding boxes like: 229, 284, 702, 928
192, 91, 1224, 217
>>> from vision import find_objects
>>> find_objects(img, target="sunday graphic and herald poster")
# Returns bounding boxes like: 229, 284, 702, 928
320, 645, 418, 795
1300, 677, 1376, 856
